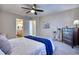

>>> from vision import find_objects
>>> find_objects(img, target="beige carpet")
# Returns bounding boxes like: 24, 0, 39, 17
53, 41, 79, 55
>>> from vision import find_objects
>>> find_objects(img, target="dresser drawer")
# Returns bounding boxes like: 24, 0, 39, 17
63, 31, 73, 36
63, 28, 74, 32
63, 34, 73, 40
63, 39, 73, 46
63, 36, 73, 41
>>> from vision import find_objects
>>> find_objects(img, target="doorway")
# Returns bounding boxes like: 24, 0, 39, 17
16, 18, 23, 37
29, 20, 36, 36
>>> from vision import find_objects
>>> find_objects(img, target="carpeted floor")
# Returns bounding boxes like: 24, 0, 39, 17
53, 41, 79, 55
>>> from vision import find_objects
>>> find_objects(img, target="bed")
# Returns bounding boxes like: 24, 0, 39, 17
0, 34, 55, 55
9, 37, 55, 55
9, 37, 46, 55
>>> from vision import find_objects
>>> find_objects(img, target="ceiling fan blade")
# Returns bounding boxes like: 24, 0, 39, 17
23, 4, 32, 7
35, 9, 44, 12
34, 11, 37, 15
33, 4, 36, 8
26, 11, 30, 13
26, 4, 33, 8
21, 7, 31, 10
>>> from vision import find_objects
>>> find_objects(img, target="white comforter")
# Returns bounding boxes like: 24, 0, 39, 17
9, 37, 55, 55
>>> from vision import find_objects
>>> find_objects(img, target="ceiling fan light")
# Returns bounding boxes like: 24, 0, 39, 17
31, 10, 35, 13
32, 6, 35, 8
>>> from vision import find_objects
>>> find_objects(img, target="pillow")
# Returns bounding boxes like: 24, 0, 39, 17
0, 34, 12, 55
0, 49, 5, 55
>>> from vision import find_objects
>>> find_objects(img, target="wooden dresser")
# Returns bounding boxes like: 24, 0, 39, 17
62, 28, 79, 48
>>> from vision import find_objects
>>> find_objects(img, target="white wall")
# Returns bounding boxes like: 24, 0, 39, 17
39, 8, 79, 38
0, 11, 24, 39
23, 18, 30, 36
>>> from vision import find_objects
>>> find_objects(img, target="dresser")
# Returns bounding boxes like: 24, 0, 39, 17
62, 28, 79, 48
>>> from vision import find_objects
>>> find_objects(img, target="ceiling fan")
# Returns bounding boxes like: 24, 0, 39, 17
21, 4, 44, 15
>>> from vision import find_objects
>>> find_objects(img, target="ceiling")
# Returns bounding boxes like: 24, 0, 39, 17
0, 4, 79, 17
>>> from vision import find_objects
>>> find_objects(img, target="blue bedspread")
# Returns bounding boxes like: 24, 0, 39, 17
24, 35, 53, 55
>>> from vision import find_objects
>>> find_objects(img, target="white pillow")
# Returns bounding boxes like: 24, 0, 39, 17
0, 34, 12, 55
0, 49, 5, 55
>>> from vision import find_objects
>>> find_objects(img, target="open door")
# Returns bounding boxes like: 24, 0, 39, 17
29, 20, 36, 36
